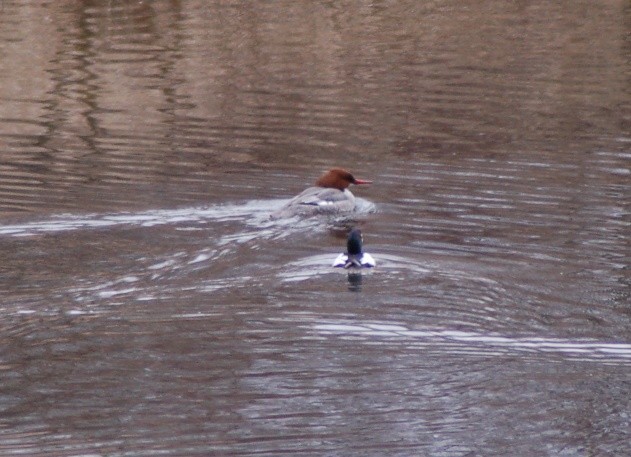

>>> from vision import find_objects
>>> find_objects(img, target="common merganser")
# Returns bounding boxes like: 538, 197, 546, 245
333, 228, 376, 268
272, 168, 371, 218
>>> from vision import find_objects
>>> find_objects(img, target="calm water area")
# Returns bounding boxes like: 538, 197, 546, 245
0, 1, 630, 456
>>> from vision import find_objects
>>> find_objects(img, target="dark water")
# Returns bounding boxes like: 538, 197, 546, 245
1, 1, 630, 456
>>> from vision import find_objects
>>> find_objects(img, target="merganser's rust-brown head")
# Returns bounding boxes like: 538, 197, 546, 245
315, 168, 372, 191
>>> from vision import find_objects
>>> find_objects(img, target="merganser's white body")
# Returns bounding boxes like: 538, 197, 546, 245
272, 168, 371, 218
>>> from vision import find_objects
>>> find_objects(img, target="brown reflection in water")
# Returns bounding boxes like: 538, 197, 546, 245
0, 1, 628, 214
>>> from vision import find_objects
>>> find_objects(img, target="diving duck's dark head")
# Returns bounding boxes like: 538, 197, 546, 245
347, 228, 363, 256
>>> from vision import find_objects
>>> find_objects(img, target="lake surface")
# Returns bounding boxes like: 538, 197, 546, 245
1, 1, 630, 456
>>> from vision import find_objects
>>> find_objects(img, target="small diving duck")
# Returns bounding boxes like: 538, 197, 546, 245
272, 168, 371, 218
333, 228, 376, 269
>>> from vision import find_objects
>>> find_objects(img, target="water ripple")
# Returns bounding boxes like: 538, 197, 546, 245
311, 320, 631, 366
0, 200, 277, 237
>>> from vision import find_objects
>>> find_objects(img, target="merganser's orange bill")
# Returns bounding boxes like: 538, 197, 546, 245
354, 179, 372, 185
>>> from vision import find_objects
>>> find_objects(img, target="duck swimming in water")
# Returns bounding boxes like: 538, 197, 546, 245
333, 228, 376, 268
272, 168, 371, 218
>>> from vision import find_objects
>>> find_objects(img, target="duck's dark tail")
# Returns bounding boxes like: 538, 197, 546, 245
344, 255, 363, 269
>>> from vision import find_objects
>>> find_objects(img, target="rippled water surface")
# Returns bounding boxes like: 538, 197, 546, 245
1, 1, 630, 456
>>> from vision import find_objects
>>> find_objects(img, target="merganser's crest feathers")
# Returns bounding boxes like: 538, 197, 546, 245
315, 168, 358, 191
